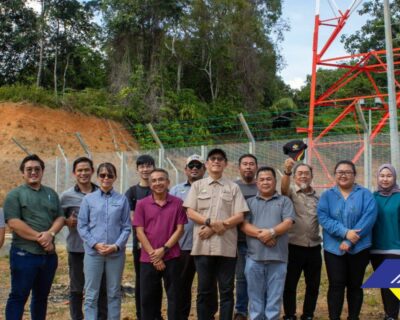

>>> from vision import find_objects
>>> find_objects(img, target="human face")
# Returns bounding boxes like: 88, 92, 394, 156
137, 163, 154, 181
23, 160, 43, 187
239, 157, 257, 183
185, 161, 205, 183
73, 162, 94, 185
150, 171, 170, 195
335, 164, 355, 190
205, 154, 227, 176
97, 168, 116, 192
378, 168, 395, 190
294, 165, 312, 190
256, 170, 276, 197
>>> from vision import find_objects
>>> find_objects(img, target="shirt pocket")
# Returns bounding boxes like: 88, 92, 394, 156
221, 192, 233, 212
197, 194, 211, 210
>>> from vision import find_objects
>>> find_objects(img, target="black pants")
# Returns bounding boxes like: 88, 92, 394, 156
140, 258, 181, 320
324, 249, 370, 320
133, 247, 163, 320
283, 244, 322, 319
370, 253, 400, 319
178, 250, 196, 320
194, 255, 237, 320
68, 252, 107, 320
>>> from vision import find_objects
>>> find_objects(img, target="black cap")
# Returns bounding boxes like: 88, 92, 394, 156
207, 148, 227, 161
283, 140, 307, 161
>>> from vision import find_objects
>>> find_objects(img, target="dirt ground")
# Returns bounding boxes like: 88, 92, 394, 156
0, 247, 387, 320
0, 102, 137, 204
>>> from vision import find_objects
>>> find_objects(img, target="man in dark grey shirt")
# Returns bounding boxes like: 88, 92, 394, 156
61, 157, 107, 320
234, 154, 258, 320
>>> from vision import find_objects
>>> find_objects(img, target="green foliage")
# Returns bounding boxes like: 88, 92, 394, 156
0, 85, 57, 107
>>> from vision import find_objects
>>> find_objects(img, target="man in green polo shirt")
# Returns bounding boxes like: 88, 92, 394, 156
4, 154, 65, 320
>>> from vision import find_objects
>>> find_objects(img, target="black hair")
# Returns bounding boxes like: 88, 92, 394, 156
20, 154, 45, 172
256, 166, 276, 179
72, 157, 94, 172
207, 148, 227, 161
293, 163, 313, 176
150, 168, 169, 180
238, 154, 258, 165
97, 162, 117, 178
334, 160, 356, 175
136, 155, 155, 168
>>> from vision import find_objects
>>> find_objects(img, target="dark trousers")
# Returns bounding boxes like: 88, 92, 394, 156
6, 246, 58, 320
283, 244, 322, 319
194, 255, 237, 320
68, 252, 107, 320
140, 258, 181, 320
134, 247, 163, 320
370, 253, 400, 319
178, 250, 196, 320
324, 249, 370, 320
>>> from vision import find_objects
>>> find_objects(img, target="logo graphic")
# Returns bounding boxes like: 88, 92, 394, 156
362, 259, 400, 300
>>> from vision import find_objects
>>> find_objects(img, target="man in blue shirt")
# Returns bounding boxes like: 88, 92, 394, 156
170, 154, 207, 320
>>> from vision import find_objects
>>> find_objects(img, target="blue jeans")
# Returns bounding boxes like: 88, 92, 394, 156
6, 246, 58, 320
245, 257, 287, 320
235, 241, 249, 316
84, 253, 125, 320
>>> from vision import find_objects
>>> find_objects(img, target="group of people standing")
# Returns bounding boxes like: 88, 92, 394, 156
1, 149, 399, 320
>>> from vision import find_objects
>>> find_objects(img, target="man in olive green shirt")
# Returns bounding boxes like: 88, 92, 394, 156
4, 154, 65, 320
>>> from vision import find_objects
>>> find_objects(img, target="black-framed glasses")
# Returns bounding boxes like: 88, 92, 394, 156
99, 173, 115, 179
187, 162, 203, 169
25, 166, 42, 174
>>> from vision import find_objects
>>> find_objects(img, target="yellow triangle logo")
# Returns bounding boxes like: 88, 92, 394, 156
390, 288, 400, 300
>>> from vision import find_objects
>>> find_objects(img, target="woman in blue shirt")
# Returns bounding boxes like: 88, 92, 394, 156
78, 162, 131, 320
371, 163, 400, 320
317, 160, 377, 320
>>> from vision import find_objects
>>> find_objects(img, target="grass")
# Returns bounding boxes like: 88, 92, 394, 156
0, 247, 386, 319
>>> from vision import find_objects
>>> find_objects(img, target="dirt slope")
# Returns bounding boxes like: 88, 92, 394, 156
0, 102, 137, 203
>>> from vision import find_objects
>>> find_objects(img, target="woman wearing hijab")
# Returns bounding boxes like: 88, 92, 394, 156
318, 160, 378, 320
371, 164, 400, 320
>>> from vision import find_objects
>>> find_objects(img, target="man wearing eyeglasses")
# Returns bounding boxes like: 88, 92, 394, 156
184, 148, 249, 320
281, 158, 322, 320
4, 154, 65, 319
170, 154, 213, 320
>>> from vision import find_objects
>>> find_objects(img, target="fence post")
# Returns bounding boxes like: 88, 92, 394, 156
201, 145, 206, 160
55, 156, 59, 193
11, 137, 31, 155
58, 144, 69, 190
75, 132, 92, 159
147, 123, 165, 168
166, 157, 179, 185
116, 152, 127, 193
238, 113, 256, 154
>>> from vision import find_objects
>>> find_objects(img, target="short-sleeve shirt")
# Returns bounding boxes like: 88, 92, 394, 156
170, 181, 193, 250
0, 208, 5, 228
133, 194, 188, 263
4, 184, 64, 254
235, 180, 258, 242
246, 193, 295, 263
184, 176, 249, 257
60, 184, 97, 253
287, 184, 321, 247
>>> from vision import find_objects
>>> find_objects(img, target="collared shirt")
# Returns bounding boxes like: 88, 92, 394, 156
0, 208, 5, 228
133, 194, 188, 263
246, 192, 295, 262
60, 183, 97, 253
184, 176, 249, 257
235, 180, 258, 242
4, 184, 64, 255
317, 184, 377, 255
287, 184, 321, 247
170, 181, 193, 250
78, 189, 131, 256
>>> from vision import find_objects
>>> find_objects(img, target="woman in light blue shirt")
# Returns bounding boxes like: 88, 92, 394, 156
317, 160, 377, 320
78, 162, 131, 320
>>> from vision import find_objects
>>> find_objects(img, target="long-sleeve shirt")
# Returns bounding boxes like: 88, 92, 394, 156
78, 189, 131, 256
317, 184, 377, 255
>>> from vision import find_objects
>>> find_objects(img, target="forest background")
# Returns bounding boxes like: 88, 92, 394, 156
1, 0, 399, 149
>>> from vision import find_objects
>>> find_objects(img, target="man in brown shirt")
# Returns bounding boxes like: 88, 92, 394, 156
281, 158, 322, 320
184, 148, 249, 320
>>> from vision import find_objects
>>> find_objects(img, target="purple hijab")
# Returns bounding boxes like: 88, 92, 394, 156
376, 163, 400, 196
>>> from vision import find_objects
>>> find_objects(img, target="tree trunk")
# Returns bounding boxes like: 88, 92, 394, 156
53, 20, 59, 98
62, 53, 71, 96
36, 0, 45, 87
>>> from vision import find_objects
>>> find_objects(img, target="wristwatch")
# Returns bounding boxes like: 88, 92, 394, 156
49, 231, 56, 237
163, 245, 170, 253
269, 228, 276, 238
284, 171, 292, 176
205, 218, 211, 227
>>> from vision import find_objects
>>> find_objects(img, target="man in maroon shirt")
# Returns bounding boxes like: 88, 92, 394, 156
133, 168, 188, 320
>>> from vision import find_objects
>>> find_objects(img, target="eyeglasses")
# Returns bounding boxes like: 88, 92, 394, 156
99, 173, 115, 179
335, 171, 354, 176
25, 167, 42, 174
208, 156, 225, 162
187, 163, 203, 169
